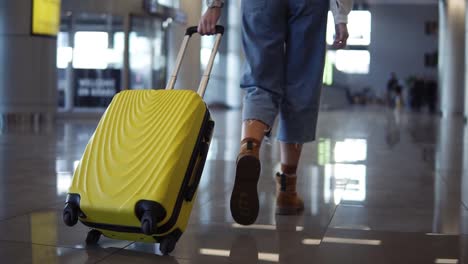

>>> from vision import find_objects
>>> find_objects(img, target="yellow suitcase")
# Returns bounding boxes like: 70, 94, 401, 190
63, 26, 224, 255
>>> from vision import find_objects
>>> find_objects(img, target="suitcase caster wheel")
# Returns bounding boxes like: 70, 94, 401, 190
63, 204, 79, 227
141, 211, 157, 235
160, 236, 177, 255
86, 229, 101, 245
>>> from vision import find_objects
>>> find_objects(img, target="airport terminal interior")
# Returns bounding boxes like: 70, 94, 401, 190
0, 0, 468, 263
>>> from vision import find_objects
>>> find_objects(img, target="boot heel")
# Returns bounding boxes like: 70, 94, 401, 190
230, 155, 261, 225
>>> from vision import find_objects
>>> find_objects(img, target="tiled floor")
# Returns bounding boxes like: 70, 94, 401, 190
0, 107, 467, 263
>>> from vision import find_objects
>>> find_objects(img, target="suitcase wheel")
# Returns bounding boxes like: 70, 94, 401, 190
63, 203, 79, 227
160, 236, 177, 255
141, 211, 159, 235
85, 229, 102, 245
136, 201, 166, 235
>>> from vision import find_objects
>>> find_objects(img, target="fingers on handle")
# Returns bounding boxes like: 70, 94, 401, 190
208, 23, 213, 34
197, 21, 224, 36
332, 39, 347, 50
202, 20, 209, 35
198, 23, 203, 35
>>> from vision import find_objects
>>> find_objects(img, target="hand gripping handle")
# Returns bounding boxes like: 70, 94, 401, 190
185, 25, 225, 36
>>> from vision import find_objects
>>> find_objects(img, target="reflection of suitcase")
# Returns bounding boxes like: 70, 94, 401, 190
63, 26, 224, 255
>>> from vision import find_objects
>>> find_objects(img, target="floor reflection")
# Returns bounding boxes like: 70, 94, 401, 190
228, 234, 259, 263
385, 110, 402, 148
320, 137, 368, 205
463, 123, 468, 214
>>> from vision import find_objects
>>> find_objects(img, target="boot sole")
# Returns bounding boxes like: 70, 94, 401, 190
230, 155, 261, 226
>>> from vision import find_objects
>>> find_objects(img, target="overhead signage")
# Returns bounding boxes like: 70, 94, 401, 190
32, 0, 61, 36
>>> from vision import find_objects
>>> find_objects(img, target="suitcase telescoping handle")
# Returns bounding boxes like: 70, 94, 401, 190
165, 25, 225, 98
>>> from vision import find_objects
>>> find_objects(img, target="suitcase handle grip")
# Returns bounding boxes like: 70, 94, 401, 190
185, 25, 225, 36
165, 25, 224, 98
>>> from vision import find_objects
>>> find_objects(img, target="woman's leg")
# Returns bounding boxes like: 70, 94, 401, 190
231, 0, 287, 226
273, 0, 329, 214
276, 142, 304, 215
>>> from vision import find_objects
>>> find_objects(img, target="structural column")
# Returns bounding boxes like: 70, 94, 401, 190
438, 0, 465, 117
225, 0, 243, 108
466, 0, 468, 118
434, 118, 464, 233
0, 1, 57, 123
462, 127, 468, 263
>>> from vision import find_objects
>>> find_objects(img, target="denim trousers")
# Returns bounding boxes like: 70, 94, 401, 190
240, 0, 329, 143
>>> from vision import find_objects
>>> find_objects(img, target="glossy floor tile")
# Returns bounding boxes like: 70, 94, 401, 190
0, 210, 132, 249
330, 205, 435, 233
315, 228, 463, 264
0, 241, 113, 264
0, 107, 467, 263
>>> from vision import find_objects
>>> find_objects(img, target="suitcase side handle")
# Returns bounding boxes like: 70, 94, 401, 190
184, 154, 208, 202
165, 25, 224, 98
185, 120, 214, 202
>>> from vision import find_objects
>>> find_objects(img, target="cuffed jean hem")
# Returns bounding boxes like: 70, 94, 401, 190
276, 109, 319, 144
242, 87, 279, 129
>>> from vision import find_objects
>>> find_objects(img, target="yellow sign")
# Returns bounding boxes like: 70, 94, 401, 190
32, 0, 61, 36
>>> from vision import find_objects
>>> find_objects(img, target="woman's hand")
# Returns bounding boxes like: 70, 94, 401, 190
332, 23, 349, 49
198, 7, 222, 35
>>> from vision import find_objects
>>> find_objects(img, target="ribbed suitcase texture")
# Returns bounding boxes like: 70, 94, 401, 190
65, 89, 213, 245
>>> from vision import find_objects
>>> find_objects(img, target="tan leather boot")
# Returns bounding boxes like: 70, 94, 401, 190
275, 172, 304, 215
230, 138, 261, 225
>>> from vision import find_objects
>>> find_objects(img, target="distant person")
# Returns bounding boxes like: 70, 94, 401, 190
387, 72, 399, 107
424, 79, 438, 114
410, 77, 425, 112
394, 84, 404, 109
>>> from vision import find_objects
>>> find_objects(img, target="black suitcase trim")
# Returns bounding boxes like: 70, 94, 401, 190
76, 108, 213, 236
157, 108, 213, 234
81, 220, 143, 234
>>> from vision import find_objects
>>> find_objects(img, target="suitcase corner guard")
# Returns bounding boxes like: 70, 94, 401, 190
135, 200, 167, 235
63, 193, 83, 227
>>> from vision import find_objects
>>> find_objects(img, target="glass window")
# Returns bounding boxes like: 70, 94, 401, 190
73, 31, 109, 69
58, 13, 125, 109
332, 50, 371, 75
108, 32, 124, 68
130, 16, 167, 90
57, 11, 168, 110
57, 32, 72, 69
158, 0, 180, 8
324, 10, 372, 84
327, 10, 372, 46
201, 35, 222, 69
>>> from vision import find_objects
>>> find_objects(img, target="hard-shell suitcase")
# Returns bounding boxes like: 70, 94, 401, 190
63, 26, 224, 255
